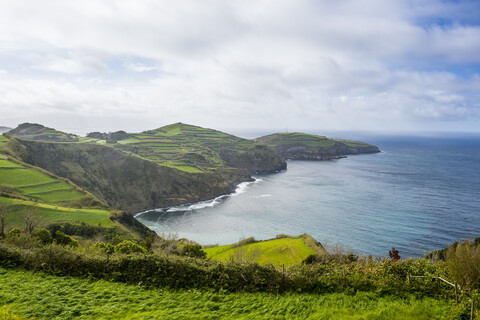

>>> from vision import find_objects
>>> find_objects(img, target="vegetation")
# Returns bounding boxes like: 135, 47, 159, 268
204, 235, 325, 267
114, 122, 286, 174
1, 231, 479, 318
256, 132, 380, 160
0, 220, 479, 319
3, 137, 251, 212
1, 122, 286, 213
0, 267, 460, 320
7, 123, 79, 142
0, 158, 99, 207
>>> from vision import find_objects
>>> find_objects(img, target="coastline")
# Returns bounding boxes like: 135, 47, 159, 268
134, 177, 259, 218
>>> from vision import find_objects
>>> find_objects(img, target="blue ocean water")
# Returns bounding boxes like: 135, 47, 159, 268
136, 135, 480, 258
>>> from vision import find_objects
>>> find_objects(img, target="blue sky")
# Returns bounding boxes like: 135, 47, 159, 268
0, 0, 479, 134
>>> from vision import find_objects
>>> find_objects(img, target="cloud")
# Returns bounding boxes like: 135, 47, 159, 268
0, 0, 479, 133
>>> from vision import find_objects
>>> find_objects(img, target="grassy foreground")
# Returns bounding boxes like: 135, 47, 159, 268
0, 267, 456, 320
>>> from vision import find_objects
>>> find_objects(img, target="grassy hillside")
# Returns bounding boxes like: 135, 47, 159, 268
0, 158, 93, 206
114, 122, 286, 174
0, 268, 456, 320
7, 123, 79, 142
3, 123, 286, 212
0, 135, 154, 240
204, 235, 326, 267
0, 197, 113, 228
256, 132, 380, 160
5, 137, 250, 212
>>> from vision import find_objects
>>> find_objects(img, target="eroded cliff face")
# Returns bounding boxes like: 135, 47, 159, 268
219, 145, 287, 173
9, 139, 250, 213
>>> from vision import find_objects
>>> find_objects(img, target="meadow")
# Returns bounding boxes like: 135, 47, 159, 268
204, 235, 324, 267
0, 159, 86, 205
0, 196, 113, 228
0, 267, 458, 320
114, 122, 279, 173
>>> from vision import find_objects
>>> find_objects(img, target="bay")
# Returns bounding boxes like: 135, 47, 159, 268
136, 135, 480, 258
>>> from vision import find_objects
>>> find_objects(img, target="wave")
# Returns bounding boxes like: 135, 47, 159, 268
252, 194, 272, 198
135, 178, 261, 217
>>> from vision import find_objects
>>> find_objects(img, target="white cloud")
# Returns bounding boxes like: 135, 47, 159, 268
0, 0, 479, 133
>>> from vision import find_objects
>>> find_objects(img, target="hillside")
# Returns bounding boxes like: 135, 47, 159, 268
204, 234, 326, 267
0, 135, 157, 240
3, 136, 250, 212
7, 123, 79, 142
256, 132, 380, 160
113, 122, 286, 174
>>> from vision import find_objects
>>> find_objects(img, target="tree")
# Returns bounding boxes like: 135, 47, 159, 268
22, 209, 39, 234
0, 204, 10, 238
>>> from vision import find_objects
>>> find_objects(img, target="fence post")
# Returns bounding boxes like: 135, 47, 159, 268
471, 300, 474, 320
454, 282, 458, 304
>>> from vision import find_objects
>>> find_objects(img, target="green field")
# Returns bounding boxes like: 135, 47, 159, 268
0, 268, 457, 320
332, 138, 373, 147
112, 122, 273, 173
0, 159, 86, 205
257, 132, 336, 148
0, 197, 114, 227
204, 236, 324, 267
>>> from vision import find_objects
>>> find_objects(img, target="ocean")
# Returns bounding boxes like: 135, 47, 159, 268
136, 134, 480, 258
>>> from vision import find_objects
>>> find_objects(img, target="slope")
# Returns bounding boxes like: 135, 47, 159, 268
7, 123, 79, 142
4, 136, 250, 213
204, 234, 326, 267
114, 122, 286, 174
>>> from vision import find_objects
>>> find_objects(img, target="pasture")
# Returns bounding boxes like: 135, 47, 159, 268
0, 267, 456, 320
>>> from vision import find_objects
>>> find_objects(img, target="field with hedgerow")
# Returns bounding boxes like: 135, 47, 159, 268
1, 226, 480, 319
0, 267, 457, 320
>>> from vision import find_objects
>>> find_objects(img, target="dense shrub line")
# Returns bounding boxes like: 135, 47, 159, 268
0, 241, 454, 297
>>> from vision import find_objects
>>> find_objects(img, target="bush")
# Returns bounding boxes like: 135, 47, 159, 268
114, 240, 147, 254
93, 242, 114, 254
446, 240, 480, 290
53, 231, 79, 247
8, 228, 21, 236
182, 244, 206, 259
32, 228, 52, 245
232, 237, 256, 247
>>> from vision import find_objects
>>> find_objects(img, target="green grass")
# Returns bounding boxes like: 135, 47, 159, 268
111, 123, 263, 173
0, 159, 86, 205
204, 237, 318, 267
332, 138, 372, 147
257, 132, 336, 148
0, 267, 458, 320
0, 196, 113, 227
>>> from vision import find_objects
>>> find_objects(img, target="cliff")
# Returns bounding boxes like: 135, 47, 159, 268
255, 132, 380, 160
7, 138, 250, 213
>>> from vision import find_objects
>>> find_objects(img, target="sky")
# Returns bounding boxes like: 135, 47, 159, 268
0, 0, 479, 135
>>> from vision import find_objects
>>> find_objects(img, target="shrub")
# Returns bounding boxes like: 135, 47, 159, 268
182, 244, 206, 259
232, 237, 256, 247
446, 240, 480, 290
93, 242, 114, 254
114, 240, 147, 254
54, 231, 79, 247
8, 228, 21, 236
32, 228, 52, 245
